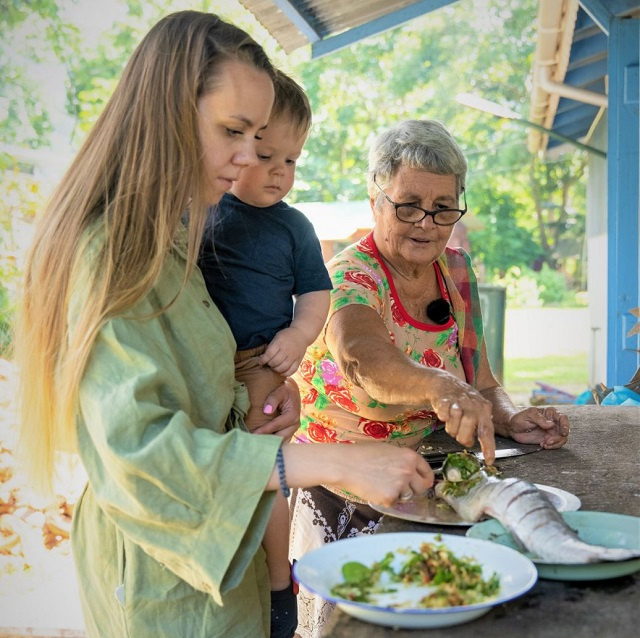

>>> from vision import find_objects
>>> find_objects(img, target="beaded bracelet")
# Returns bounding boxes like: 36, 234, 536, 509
276, 447, 291, 498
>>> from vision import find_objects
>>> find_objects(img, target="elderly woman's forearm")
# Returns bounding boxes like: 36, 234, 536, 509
339, 349, 446, 406
479, 385, 519, 437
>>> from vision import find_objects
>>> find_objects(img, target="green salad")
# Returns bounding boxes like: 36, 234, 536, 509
330, 539, 500, 608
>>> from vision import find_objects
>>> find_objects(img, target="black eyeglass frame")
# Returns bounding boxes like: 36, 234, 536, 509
373, 173, 467, 226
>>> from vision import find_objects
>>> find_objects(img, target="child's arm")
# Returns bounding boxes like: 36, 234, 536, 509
259, 289, 330, 376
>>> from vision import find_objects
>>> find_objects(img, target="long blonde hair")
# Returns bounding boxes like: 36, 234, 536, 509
14, 11, 275, 495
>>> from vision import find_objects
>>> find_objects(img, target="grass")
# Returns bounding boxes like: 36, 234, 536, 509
502, 353, 589, 405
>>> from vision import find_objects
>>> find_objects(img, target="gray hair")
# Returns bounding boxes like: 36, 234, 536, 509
367, 119, 467, 200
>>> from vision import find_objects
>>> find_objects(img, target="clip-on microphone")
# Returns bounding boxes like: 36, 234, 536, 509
426, 298, 451, 325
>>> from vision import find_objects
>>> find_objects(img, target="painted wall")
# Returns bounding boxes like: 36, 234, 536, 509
504, 308, 589, 360
586, 116, 608, 386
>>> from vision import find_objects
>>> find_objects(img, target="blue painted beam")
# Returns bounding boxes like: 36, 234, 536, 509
272, 0, 322, 42
579, 0, 613, 35
553, 96, 578, 116
574, 8, 597, 35
553, 104, 599, 129
602, 0, 640, 16
564, 57, 608, 86
552, 94, 604, 122
607, 16, 640, 384
310, 0, 458, 59
579, 0, 638, 34
577, 78, 607, 94
568, 32, 608, 68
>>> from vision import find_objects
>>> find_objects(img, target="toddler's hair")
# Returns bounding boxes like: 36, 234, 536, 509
271, 69, 312, 137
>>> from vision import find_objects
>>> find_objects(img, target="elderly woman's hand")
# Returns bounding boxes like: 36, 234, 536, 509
430, 376, 497, 464
505, 406, 570, 449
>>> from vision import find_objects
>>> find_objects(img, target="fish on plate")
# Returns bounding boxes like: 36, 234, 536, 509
434, 452, 640, 564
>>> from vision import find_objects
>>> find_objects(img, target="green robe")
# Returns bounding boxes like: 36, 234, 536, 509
70, 229, 281, 637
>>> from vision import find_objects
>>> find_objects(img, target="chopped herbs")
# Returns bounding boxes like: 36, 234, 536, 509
440, 451, 500, 497
329, 552, 398, 602
330, 541, 500, 608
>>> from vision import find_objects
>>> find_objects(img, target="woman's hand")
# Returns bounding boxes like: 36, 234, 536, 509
253, 377, 301, 439
430, 375, 497, 464
504, 406, 570, 449
279, 442, 434, 508
337, 443, 434, 507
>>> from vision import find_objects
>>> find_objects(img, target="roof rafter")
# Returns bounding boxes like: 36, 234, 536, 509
272, 0, 322, 43
311, 0, 457, 58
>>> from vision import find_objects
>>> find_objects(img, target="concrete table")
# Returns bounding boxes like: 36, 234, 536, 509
323, 405, 640, 638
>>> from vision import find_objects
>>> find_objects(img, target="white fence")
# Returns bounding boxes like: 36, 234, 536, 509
504, 308, 590, 359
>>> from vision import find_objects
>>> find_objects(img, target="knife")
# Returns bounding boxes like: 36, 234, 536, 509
475, 447, 542, 461
421, 447, 541, 467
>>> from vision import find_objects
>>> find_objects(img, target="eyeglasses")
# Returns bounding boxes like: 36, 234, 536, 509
373, 173, 467, 226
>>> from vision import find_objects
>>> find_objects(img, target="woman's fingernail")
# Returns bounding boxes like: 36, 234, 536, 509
264, 405, 273, 414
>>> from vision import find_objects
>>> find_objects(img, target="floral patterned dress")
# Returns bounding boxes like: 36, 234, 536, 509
292, 231, 467, 459
289, 232, 472, 638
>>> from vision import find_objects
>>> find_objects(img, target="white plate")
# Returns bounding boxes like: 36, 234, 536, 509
292, 532, 538, 629
535, 484, 581, 512
466, 511, 640, 581
369, 483, 580, 527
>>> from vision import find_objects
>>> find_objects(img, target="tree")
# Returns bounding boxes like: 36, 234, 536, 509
285, 0, 586, 289
0, 0, 80, 153
467, 184, 542, 277
0, 0, 83, 353
1, 0, 589, 302
528, 153, 586, 274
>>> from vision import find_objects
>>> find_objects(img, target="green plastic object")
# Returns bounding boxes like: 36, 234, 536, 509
477, 284, 506, 383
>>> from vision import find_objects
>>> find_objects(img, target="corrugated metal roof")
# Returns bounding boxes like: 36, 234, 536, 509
239, 0, 457, 55
239, 0, 637, 156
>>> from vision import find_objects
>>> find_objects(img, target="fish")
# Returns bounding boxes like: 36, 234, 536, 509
434, 452, 640, 564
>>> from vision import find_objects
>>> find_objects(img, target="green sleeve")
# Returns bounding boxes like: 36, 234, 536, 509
74, 254, 281, 605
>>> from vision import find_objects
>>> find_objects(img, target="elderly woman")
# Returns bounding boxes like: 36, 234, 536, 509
289, 119, 570, 638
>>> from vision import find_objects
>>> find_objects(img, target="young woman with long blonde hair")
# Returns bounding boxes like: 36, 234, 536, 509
14, 11, 433, 637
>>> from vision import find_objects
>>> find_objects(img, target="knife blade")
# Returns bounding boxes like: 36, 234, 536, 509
421, 446, 541, 467
476, 447, 542, 461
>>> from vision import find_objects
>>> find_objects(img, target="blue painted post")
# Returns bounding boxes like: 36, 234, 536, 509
607, 16, 640, 385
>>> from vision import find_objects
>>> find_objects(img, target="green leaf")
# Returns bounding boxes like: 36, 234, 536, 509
341, 561, 371, 584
